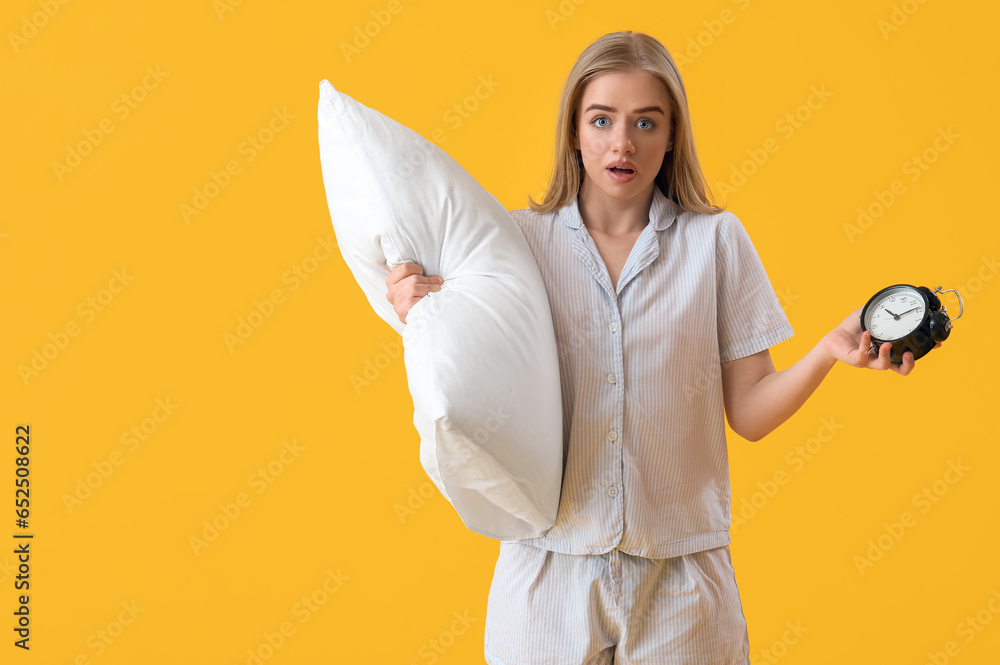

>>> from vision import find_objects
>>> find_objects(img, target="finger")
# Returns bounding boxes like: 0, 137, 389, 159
390, 278, 443, 319
857, 330, 875, 367
873, 342, 892, 370
396, 294, 424, 324
398, 297, 418, 325
406, 279, 443, 298
894, 350, 915, 376
401, 273, 442, 291
385, 262, 425, 288
387, 268, 437, 303
856, 330, 871, 362
398, 288, 438, 324
390, 262, 424, 287
857, 329, 869, 352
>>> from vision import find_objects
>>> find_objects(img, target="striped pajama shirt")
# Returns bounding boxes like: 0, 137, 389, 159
483, 186, 793, 664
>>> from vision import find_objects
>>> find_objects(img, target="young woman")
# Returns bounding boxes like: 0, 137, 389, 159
386, 31, 919, 665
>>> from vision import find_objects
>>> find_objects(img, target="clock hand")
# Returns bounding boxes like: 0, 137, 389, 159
884, 309, 900, 320
896, 307, 919, 317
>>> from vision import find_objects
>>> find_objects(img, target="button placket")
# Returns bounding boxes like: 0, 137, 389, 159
605, 300, 624, 512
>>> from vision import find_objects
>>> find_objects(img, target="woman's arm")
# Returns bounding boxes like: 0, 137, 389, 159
720, 307, 925, 442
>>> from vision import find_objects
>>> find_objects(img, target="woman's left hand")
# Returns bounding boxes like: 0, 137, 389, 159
821, 307, 940, 376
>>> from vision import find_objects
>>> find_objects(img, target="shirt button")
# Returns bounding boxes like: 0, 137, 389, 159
607, 430, 618, 442
606, 373, 616, 384
607, 486, 619, 498
609, 321, 619, 332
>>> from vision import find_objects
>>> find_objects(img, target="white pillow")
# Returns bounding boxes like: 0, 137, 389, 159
316, 79, 563, 540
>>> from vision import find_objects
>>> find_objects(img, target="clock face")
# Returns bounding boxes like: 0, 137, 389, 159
863, 286, 926, 341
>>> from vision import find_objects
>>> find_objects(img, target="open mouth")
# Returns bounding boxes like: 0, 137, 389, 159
608, 167, 635, 174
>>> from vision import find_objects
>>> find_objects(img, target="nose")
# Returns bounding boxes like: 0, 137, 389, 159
613, 129, 634, 154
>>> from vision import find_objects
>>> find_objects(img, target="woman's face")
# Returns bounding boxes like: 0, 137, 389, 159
574, 70, 673, 205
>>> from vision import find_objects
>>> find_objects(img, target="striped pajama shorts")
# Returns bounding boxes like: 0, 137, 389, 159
484, 541, 750, 665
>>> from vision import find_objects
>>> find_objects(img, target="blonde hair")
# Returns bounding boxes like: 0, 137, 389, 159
528, 31, 723, 215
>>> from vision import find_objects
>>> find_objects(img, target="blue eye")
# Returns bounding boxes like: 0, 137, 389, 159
593, 116, 610, 127
637, 119, 655, 130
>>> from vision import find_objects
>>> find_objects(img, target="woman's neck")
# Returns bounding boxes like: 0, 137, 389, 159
578, 178, 655, 236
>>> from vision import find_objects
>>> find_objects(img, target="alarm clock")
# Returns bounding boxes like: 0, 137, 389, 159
860, 284, 963, 364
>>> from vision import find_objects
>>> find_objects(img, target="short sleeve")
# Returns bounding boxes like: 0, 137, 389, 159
715, 212, 794, 362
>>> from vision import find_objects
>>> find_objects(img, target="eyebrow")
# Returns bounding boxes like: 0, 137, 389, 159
583, 104, 666, 115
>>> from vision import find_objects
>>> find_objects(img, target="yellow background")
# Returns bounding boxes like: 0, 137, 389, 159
3, 0, 998, 663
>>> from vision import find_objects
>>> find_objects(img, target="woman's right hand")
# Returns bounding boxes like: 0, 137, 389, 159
385, 262, 443, 324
